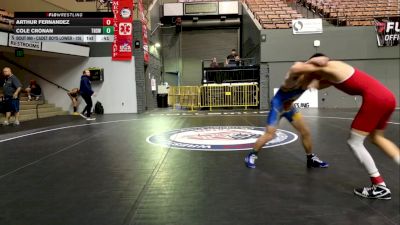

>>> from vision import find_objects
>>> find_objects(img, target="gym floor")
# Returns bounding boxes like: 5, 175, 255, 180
0, 109, 399, 225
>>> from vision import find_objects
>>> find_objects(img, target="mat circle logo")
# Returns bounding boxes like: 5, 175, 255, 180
147, 126, 298, 151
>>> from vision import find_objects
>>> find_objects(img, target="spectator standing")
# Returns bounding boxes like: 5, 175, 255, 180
79, 70, 96, 121
1, 67, 22, 126
25, 80, 42, 101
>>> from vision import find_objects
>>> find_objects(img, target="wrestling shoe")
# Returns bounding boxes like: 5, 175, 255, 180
307, 154, 329, 168
354, 185, 391, 200
244, 152, 258, 169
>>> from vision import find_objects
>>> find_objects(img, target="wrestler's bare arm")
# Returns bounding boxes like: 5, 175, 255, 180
306, 56, 330, 67
308, 79, 332, 90
289, 62, 322, 75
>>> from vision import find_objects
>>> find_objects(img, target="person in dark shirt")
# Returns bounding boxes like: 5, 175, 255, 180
25, 80, 42, 101
79, 70, 96, 121
1, 67, 22, 126
225, 49, 239, 67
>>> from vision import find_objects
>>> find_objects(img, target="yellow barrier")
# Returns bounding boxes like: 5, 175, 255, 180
168, 84, 259, 111
200, 84, 259, 110
168, 86, 200, 111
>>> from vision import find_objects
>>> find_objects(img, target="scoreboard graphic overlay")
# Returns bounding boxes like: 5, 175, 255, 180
12, 12, 114, 42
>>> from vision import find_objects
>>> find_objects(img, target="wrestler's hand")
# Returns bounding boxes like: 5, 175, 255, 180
307, 79, 320, 89
306, 56, 330, 67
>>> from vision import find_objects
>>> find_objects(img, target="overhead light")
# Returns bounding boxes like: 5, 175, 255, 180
155, 43, 161, 48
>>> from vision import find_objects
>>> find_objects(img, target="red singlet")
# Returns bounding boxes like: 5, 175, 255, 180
333, 68, 397, 132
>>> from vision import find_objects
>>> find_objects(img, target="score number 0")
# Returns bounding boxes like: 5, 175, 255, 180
103, 18, 113, 26
102, 18, 114, 34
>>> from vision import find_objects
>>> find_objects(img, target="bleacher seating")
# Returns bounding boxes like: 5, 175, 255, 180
0, 9, 14, 31
303, 0, 400, 26
244, 0, 303, 29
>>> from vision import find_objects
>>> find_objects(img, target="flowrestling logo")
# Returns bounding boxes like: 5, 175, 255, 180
375, 18, 400, 47
147, 126, 298, 151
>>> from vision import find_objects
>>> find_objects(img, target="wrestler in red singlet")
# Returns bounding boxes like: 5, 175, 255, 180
289, 54, 399, 200
332, 68, 396, 132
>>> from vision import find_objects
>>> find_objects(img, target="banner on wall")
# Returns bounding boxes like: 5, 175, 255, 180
138, 0, 150, 63
112, 0, 133, 61
143, 24, 150, 63
273, 88, 318, 108
292, 19, 323, 34
374, 18, 400, 47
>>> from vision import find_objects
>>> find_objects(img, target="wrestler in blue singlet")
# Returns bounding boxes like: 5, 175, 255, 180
267, 87, 306, 126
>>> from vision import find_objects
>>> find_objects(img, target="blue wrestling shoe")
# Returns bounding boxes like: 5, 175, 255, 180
245, 152, 258, 169
307, 154, 329, 168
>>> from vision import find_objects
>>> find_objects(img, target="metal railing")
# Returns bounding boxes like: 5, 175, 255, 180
168, 86, 201, 111
201, 58, 260, 84
202, 57, 257, 69
202, 66, 260, 84
200, 83, 259, 110
168, 83, 259, 111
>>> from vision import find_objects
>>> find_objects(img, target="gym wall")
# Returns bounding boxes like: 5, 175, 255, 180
162, 28, 239, 86
80, 21, 163, 114
0, 50, 138, 114
241, 6, 261, 63
133, 21, 163, 113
